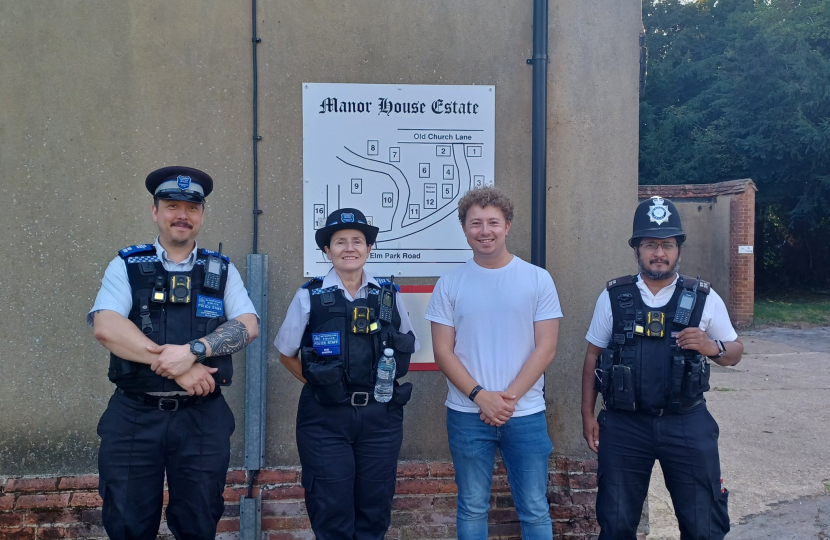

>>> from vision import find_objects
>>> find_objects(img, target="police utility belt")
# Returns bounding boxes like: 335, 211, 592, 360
594, 274, 712, 416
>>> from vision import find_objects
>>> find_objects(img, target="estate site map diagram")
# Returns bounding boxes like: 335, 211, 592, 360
302, 83, 495, 277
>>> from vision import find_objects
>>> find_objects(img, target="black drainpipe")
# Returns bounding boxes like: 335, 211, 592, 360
529, 0, 549, 268
251, 0, 262, 254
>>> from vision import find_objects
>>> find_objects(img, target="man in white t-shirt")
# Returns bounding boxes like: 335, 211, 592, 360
426, 187, 563, 540
581, 197, 743, 540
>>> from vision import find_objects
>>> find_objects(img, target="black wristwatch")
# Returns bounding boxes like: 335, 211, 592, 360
707, 339, 726, 360
189, 339, 207, 364
468, 385, 483, 403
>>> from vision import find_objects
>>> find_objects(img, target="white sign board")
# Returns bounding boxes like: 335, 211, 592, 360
738, 246, 754, 254
303, 83, 496, 277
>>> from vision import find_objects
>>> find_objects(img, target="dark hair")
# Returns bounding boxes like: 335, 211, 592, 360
457, 187, 514, 224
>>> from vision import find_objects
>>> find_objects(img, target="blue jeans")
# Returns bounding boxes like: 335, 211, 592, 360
447, 409, 553, 540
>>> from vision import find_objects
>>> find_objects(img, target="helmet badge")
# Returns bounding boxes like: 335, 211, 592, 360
647, 197, 672, 226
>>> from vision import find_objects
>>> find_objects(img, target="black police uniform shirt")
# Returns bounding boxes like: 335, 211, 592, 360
274, 268, 419, 358
586, 273, 737, 349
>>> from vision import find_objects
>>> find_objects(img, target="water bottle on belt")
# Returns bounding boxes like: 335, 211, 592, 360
374, 348, 395, 403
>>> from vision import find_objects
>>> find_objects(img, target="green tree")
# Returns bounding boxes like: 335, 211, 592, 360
640, 0, 830, 290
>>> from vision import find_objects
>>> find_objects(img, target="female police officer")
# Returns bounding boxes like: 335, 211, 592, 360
273, 208, 418, 540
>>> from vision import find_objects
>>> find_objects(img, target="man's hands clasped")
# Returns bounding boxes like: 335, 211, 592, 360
475, 389, 518, 426
147, 342, 216, 396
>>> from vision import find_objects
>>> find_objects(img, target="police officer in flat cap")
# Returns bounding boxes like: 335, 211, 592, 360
89, 166, 259, 540
581, 197, 743, 539
274, 208, 419, 540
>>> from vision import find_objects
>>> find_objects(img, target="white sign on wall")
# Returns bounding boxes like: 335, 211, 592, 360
302, 83, 496, 277
738, 246, 754, 254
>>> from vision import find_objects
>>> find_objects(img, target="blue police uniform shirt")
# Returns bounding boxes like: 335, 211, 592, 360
274, 267, 419, 358
88, 238, 258, 325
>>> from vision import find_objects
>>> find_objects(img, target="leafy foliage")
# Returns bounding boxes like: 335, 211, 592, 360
640, 0, 830, 290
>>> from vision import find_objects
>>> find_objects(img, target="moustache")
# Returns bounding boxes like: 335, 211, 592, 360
172, 221, 193, 229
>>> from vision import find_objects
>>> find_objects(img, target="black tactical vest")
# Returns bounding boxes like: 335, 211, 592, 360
299, 278, 416, 405
107, 244, 233, 392
596, 274, 711, 414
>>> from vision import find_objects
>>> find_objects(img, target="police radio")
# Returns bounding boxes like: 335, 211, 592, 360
378, 275, 395, 324
204, 242, 223, 291
673, 275, 700, 326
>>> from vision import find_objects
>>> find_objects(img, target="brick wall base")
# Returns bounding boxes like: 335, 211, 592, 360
0, 457, 647, 540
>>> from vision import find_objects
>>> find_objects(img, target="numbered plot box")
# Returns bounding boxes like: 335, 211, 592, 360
442, 184, 454, 199
365, 215, 374, 226
474, 175, 485, 188
466, 145, 483, 157
424, 184, 438, 209
419, 163, 430, 178
408, 204, 421, 219
443, 165, 454, 180
367, 140, 379, 155
389, 147, 401, 162
381, 192, 394, 208
314, 204, 327, 229
351, 178, 363, 194
436, 145, 452, 157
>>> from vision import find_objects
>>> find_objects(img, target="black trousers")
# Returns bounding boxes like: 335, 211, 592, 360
97, 389, 235, 540
296, 384, 404, 540
596, 404, 730, 540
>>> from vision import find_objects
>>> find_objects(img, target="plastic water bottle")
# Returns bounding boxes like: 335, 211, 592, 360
374, 348, 396, 403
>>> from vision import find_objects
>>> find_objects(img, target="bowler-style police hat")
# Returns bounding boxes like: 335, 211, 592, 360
145, 166, 214, 204
629, 196, 686, 247
315, 208, 379, 250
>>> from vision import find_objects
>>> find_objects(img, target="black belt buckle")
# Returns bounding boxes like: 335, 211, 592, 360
158, 397, 180, 412
350, 392, 369, 407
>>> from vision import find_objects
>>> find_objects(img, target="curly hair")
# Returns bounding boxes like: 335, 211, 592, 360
457, 186, 514, 224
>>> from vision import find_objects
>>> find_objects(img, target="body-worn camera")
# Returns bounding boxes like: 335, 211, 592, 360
170, 275, 191, 303
646, 310, 665, 337
351, 306, 379, 334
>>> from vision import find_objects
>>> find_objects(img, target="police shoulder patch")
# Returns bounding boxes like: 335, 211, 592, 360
606, 275, 637, 290
374, 278, 401, 292
301, 277, 326, 290
118, 244, 155, 259
199, 248, 230, 263
679, 274, 710, 295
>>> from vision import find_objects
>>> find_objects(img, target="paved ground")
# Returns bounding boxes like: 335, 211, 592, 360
647, 326, 830, 539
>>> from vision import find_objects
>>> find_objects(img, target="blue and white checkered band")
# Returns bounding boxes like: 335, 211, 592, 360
155, 179, 205, 196
195, 259, 206, 265
126, 256, 161, 264
311, 285, 339, 295
368, 288, 380, 295
647, 197, 672, 226
341, 213, 355, 223
177, 175, 191, 189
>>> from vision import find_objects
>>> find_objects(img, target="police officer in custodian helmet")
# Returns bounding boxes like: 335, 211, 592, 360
89, 166, 260, 540
273, 208, 419, 540
580, 197, 744, 539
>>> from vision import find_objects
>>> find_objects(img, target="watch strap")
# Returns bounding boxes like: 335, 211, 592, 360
468, 385, 483, 402
189, 339, 207, 363
708, 340, 726, 359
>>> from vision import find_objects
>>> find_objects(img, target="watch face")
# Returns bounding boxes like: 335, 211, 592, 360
192, 341, 206, 354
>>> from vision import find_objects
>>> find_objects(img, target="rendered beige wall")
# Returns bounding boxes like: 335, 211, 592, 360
0, 0, 640, 473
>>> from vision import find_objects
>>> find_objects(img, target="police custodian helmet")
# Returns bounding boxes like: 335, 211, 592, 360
145, 166, 214, 204
628, 196, 686, 247
315, 208, 380, 250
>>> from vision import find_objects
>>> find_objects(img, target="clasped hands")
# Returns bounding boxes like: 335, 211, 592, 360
147, 343, 217, 396
475, 389, 518, 427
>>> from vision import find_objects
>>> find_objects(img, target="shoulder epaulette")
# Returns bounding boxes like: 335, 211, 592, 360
374, 278, 401, 292
199, 248, 230, 263
606, 275, 637, 291
679, 274, 710, 295
118, 244, 155, 259
301, 277, 326, 290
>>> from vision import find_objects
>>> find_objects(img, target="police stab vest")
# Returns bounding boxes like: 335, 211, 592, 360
299, 278, 416, 404
107, 244, 233, 392
597, 274, 711, 414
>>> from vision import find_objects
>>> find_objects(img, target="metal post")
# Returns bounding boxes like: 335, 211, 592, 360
530, 0, 549, 268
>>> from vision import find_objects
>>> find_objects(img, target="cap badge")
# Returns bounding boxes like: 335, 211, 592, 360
341, 212, 355, 223
647, 197, 672, 226
177, 175, 191, 190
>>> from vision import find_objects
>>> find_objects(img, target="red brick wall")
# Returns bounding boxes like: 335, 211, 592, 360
729, 189, 755, 327
0, 458, 642, 540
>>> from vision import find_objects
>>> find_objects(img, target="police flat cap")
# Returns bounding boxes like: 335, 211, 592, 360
145, 166, 214, 204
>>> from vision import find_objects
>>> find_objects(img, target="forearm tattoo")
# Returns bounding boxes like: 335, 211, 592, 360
204, 319, 251, 356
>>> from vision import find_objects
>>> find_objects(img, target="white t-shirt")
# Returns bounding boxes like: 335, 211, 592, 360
425, 256, 563, 417
585, 273, 738, 348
